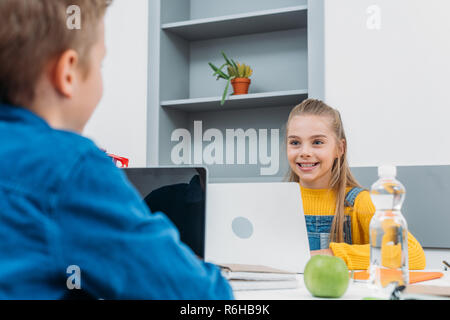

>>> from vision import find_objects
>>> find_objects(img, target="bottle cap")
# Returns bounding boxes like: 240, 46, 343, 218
378, 165, 397, 178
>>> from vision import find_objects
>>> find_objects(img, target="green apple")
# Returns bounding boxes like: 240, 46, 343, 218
304, 255, 350, 298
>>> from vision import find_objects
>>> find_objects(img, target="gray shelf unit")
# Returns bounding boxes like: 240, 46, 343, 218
148, 0, 313, 183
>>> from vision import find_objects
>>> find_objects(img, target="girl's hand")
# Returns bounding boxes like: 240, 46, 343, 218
310, 249, 334, 256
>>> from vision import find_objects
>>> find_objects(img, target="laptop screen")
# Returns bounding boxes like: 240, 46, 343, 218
123, 167, 206, 258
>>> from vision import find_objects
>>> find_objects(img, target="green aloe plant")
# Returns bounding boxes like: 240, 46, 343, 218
208, 51, 253, 106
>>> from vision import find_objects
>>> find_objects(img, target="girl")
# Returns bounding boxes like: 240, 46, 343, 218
286, 98, 426, 270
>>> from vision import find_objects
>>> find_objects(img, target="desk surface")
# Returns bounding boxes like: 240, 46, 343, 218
234, 270, 450, 300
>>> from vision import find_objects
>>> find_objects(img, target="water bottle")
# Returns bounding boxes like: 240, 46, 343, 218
369, 165, 409, 291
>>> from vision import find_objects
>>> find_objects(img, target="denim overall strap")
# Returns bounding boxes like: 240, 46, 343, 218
344, 187, 364, 207
305, 215, 353, 250
306, 187, 363, 250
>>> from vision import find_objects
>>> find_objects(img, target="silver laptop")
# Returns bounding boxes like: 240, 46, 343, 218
204, 182, 310, 273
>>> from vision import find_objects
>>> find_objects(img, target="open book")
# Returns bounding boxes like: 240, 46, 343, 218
218, 263, 299, 291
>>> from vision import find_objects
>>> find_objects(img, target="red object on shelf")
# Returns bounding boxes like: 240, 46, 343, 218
108, 153, 129, 168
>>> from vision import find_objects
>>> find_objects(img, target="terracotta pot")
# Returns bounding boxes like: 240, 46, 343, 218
231, 78, 251, 95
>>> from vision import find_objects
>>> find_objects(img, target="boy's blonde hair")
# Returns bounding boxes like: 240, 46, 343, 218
0, 0, 112, 106
286, 98, 362, 243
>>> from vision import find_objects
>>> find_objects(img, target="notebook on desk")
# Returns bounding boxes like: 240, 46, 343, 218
204, 182, 310, 274
218, 263, 299, 291
219, 263, 297, 280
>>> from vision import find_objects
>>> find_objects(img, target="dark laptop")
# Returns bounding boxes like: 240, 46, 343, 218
123, 166, 207, 258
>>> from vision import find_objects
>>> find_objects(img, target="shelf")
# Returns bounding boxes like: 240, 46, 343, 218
160, 89, 308, 112
161, 5, 308, 41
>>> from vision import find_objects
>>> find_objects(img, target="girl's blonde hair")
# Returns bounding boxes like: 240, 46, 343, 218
286, 98, 362, 243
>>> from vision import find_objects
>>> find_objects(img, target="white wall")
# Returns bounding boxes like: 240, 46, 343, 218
322, 0, 450, 168
83, 0, 149, 167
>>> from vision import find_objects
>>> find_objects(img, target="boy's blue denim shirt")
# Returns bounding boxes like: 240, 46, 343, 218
0, 103, 233, 300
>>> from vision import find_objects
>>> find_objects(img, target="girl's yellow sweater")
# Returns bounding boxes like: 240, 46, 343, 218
300, 185, 426, 270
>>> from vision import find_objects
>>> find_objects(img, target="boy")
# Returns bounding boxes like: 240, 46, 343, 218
0, 0, 233, 299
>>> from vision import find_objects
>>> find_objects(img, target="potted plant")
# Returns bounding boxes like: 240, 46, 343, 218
208, 51, 253, 106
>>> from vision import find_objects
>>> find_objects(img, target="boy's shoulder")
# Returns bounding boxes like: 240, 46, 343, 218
0, 105, 111, 195
31, 128, 112, 187
48, 127, 103, 160
26, 119, 106, 172
0, 104, 100, 157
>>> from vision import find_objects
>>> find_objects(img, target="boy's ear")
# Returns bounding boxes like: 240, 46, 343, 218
52, 49, 79, 99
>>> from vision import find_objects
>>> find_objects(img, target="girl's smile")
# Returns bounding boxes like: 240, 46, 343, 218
297, 162, 320, 172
